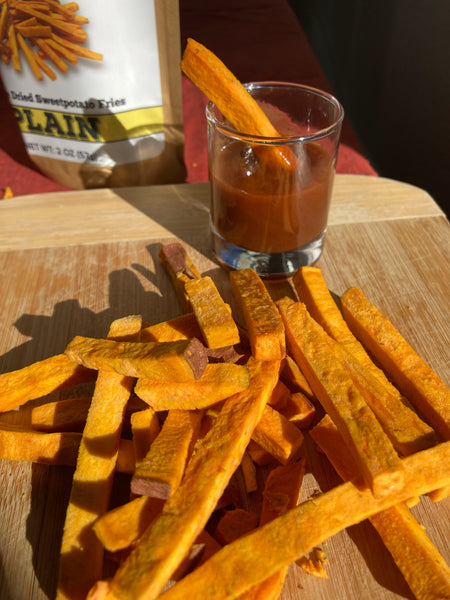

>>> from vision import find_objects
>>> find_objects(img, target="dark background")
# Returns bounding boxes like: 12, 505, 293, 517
288, 0, 450, 216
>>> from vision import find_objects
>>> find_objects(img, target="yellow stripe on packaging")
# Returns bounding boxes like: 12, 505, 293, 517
12, 105, 164, 142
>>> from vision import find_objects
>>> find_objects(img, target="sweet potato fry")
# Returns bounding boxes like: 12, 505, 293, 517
239, 451, 258, 494
252, 403, 304, 465
238, 459, 306, 600
87, 358, 280, 600
185, 276, 240, 349
8, 23, 20, 70
214, 508, 259, 545
370, 504, 450, 600
246, 439, 277, 466
31, 396, 93, 432
0, 425, 82, 466
140, 312, 203, 343
311, 414, 450, 600
267, 379, 315, 427
181, 38, 295, 171
0, 4, 8, 43
0, 426, 135, 474
17, 31, 44, 78
44, 36, 78, 64
131, 409, 203, 498
130, 407, 161, 463
34, 36, 68, 71
49, 32, 103, 60
230, 268, 286, 361
279, 354, 314, 399
343, 351, 437, 455
143, 311, 247, 365
15, 23, 52, 37
259, 459, 305, 525
159, 243, 202, 312
31, 395, 147, 433
341, 286, 450, 440
293, 267, 377, 370
93, 495, 165, 553
93, 504, 221, 561
267, 379, 291, 407
17, 5, 87, 42
32, 48, 57, 79
280, 391, 316, 428
277, 297, 404, 498
203, 395, 303, 465
65, 336, 208, 382
134, 363, 250, 411
57, 315, 141, 600
0, 353, 96, 413
294, 267, 436, 455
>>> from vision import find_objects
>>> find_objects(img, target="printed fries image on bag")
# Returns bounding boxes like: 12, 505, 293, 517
0, 0, 103, 81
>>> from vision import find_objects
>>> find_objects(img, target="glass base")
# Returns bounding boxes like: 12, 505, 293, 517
211, 226, 326, 278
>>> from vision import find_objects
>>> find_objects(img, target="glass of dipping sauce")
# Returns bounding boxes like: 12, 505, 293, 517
206, 82, 344, 277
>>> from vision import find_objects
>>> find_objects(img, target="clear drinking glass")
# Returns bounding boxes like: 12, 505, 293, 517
207, 82, 344, 278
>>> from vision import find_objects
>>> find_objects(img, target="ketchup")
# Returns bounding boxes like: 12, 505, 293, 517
210, 141, 334, 254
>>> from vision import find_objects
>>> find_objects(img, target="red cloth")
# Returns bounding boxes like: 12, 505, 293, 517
0, 0, 376, 198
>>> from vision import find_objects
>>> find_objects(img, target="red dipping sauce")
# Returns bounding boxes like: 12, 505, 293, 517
207, 82, 343, 276
210, 141, 335, 254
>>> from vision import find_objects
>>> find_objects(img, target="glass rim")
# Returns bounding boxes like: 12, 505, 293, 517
206, 81, 345, 145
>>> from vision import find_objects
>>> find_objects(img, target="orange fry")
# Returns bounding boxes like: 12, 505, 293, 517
0, 4, 8, 42
252, 404, 304, 465
181, 38, 295, 171
0, 353, 96, 413
230, 268, 286, 361
16, 24, 52, 37
93, 495, 165, 553
33, 46, 57, 78
0, 426, 135, 474
277, 297, 404, 498
34, 36, 68, 71
341, 286, 450, 440
131, 408, 203, 499
16, 5, 87, 43
130, 407, 161, 463
238, 460, 306, 599
16, 32, 43, 79
8, 23, 20, 71
57, 315, 141, 600
135, 363, 251, 411
64, 336, 208, 382
44, 36, 78, 63
50, 31, 103, 59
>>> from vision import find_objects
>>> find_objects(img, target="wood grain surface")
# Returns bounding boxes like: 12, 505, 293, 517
0, 175, 449, 600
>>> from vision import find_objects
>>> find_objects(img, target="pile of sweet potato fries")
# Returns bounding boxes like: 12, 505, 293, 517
0, 243, 449, 600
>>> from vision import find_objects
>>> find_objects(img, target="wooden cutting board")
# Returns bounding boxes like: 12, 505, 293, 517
0, 175, 449, 600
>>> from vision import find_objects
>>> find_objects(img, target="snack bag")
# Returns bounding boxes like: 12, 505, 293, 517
0, 0, 186, 188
